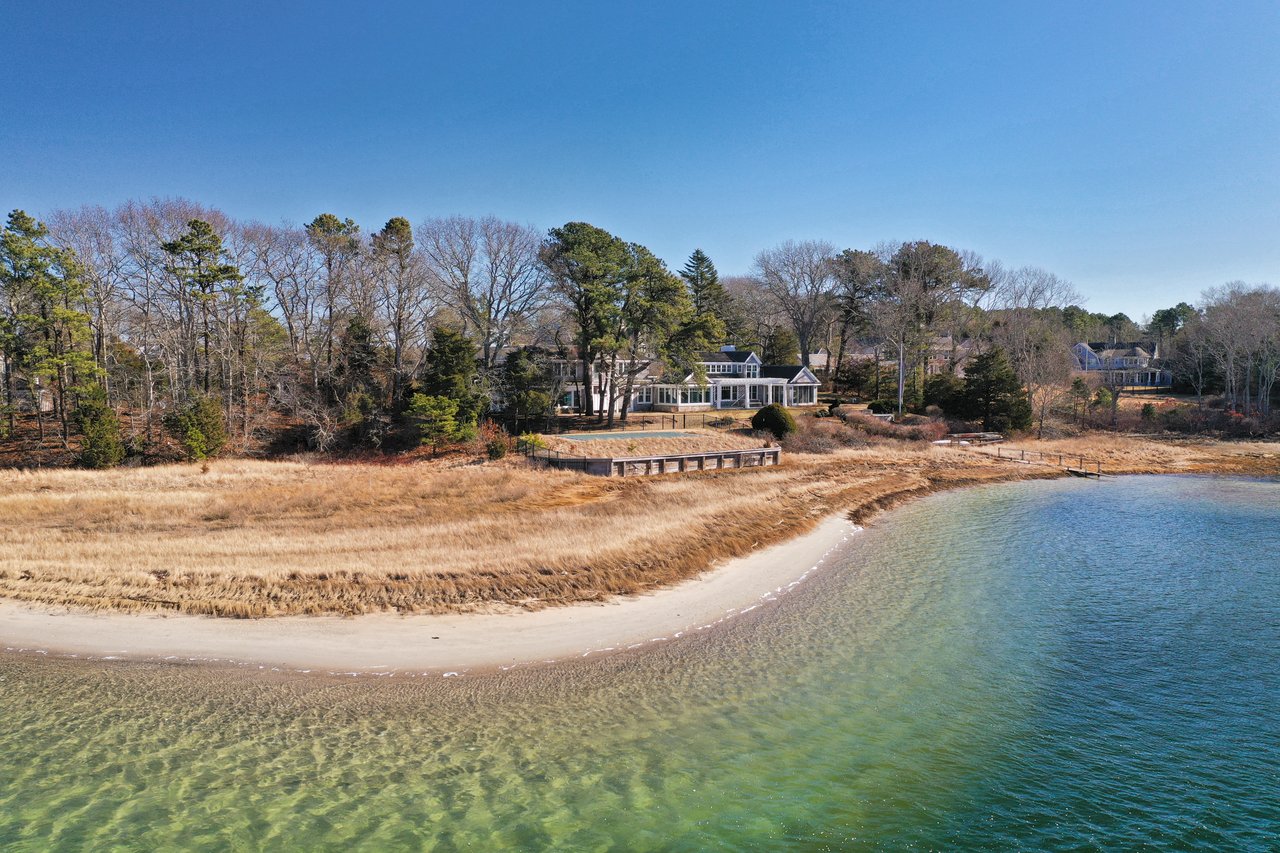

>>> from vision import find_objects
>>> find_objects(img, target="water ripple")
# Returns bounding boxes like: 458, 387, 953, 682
1, 475, 1277, 850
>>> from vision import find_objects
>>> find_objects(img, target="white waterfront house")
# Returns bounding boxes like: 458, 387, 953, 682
552, 346, 821, 414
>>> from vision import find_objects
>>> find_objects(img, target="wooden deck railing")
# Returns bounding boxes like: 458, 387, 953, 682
985, 445, 1104, 477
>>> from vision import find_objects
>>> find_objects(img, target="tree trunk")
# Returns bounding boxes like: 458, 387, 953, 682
604, 353, 619, 428
896, 341, 906, 416
35, 390, 45, 445
832, 322, 850, 393
579, 346, 594, 418
2, 352, 13, 437
56, 370, 69, 448
620, 366, 636, 424
202, 302, 211, 395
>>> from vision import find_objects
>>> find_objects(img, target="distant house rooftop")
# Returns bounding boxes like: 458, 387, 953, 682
696, 348, 758, 364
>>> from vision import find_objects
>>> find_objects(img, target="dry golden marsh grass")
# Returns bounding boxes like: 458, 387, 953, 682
1, 435, 1277, 617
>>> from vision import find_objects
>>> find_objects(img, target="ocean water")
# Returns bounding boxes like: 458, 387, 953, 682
1, 475, 1277, 850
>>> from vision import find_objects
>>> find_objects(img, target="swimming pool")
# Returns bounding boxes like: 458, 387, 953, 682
563, 431, 689, 441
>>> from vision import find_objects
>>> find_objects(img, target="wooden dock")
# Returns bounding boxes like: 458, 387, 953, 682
989, 446, 1104, 478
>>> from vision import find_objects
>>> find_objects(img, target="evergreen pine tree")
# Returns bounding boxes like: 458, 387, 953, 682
761, 327, 800, 364
420, 326, 482, 427
958, 347, 1032, 432
74, 385, 125, 468
679, 249, 729, 322
0, 210, 100, 444
160, 220, 243, 395
408, 393, 461, 455
165, 395, 228, 460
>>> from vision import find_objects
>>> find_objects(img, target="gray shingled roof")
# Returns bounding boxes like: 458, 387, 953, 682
698, 350, 757, 363
1087, 341, 1156, 358
759, 365, 817, 382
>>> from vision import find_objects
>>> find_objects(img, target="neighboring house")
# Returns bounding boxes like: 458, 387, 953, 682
924, 336, 976, 378
535, 346, 821, 414
843, 341, 889, 366
1072, 341, 1171, 388
0, 370, 53, 414
806, 347, 830, 372
841, 336, 976, 378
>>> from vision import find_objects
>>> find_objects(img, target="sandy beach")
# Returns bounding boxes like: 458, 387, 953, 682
0, 514, 858, 675
4, 438, 1277, 676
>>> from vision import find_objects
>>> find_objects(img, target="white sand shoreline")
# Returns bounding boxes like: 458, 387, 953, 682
0, 515, 859, 677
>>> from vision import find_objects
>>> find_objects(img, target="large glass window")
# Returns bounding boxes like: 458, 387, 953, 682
657, 387, 678, 405
745, 364, 759, 378
634, 387, 652, 404
679, 387, 709, 404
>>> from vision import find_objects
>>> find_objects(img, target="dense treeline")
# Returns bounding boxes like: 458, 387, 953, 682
1, 199, 1277, 466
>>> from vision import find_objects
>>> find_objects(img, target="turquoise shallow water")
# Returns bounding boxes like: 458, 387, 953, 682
2, 475, 1278, 850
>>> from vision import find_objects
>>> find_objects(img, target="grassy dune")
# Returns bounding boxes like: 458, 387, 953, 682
1, 437, 1277, 617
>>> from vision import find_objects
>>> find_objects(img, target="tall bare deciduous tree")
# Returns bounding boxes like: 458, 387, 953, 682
990, 266, 1080, 436
1199, 283, 1280, 415
417, 216, 549, 373
753, 240, 837, 367
369, 217, 431, 408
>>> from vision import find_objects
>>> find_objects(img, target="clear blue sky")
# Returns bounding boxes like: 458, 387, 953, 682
3, 1, 1278, 318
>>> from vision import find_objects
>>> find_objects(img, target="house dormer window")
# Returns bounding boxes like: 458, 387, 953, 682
745, 365, 759, 378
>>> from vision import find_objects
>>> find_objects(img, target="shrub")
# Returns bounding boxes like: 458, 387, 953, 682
1220, 412, 1266, 438
408, 393, 462, 455
751, 403, 797, 439
166, 395, 227, 461
74, 387, 125, 469
519, 432, 547, 451
474, 420, 509, 460
1161, 406, 1198, 434
783, 428, 841, 454
911, 420, 950, 442
923, 373, 964, 413
1141, 403, 1157, 422
866, 399, 897, 414
782, 417, 869, 453
839, 410, 948, 442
